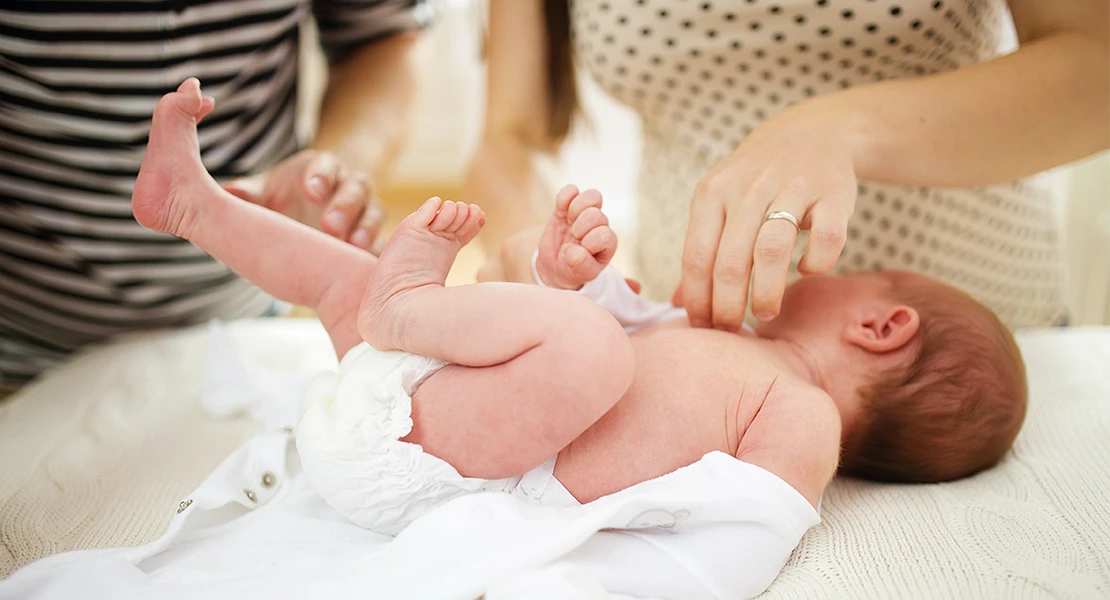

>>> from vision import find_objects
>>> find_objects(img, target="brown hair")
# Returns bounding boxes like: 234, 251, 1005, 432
842, 274, 1028, 483
543, 0, 580, 141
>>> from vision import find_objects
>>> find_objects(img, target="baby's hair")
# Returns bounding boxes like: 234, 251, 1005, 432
842, 274, 1028, 483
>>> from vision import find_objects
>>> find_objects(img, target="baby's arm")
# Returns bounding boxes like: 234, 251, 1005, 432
530, 185, 687, 334
735, 383, 841, 509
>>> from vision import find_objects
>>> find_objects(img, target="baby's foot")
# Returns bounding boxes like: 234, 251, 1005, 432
132, 78, 218, 238
535, 185, 617, 290
358, 197, 485, 350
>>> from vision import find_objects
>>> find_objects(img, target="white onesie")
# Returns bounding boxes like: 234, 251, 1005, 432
296, 267, 757, 536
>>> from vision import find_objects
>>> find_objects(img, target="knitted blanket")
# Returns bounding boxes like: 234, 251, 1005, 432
1, 321, 1107, 599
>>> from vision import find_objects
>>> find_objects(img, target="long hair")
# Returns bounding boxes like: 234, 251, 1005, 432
542, 0, 579, 141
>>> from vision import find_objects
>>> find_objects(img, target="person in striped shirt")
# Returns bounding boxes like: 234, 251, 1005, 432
0, 0, 432, 390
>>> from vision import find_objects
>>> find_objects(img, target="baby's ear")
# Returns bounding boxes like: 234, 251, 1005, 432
845, 304, 920, 354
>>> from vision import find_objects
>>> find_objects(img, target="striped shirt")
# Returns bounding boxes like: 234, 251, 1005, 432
0, 0, 429, 389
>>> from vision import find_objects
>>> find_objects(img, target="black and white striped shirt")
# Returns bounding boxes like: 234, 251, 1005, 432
0, 0, 429, 389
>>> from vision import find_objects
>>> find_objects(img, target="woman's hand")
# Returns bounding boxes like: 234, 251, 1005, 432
476, 226, 545, 284
223, 150, 386, 252
681, 101, 864, 330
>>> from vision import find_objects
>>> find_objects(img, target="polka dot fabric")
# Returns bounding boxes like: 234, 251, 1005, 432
572, 0, 1067, 328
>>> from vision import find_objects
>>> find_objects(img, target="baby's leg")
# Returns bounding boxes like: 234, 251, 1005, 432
360, 198, 636, 480
132, 79, 368, 355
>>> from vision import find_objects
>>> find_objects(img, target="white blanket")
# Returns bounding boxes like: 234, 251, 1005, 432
1, 321, 1108, 598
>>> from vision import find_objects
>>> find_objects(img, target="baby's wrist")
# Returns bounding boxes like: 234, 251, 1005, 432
530, 250, 584, 291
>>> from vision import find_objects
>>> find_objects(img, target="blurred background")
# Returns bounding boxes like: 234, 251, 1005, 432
300, 0, 1109, 324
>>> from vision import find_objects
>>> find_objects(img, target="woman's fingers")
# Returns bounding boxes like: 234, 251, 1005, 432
681, 182, 727, 328
710, 207, 765, 331
321, 171, 369, 238
350, 197, 386, 251
302, 152, 341, 204
749, 193, 807, 320
798, 202, 849, 275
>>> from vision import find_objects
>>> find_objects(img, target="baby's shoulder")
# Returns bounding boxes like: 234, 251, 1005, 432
735, 380, 841, 508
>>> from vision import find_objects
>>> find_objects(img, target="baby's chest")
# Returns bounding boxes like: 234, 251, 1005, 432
624, 334, 776, 441
556, 332, 779, 496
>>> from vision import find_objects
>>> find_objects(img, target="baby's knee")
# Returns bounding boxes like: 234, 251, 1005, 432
559, 297, 636, 401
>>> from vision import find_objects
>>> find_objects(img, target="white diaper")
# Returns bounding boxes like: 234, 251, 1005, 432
295, 343, 578, 536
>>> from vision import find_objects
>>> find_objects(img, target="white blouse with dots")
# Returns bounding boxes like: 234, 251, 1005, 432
571, 0, 1067, 328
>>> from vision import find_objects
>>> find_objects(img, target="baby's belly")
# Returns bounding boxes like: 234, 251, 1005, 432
554, 332, 756, 503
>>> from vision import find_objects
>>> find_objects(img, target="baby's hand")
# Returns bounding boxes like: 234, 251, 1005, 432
535, 185, 617, 290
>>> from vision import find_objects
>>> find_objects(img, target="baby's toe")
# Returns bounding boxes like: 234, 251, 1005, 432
456, 206, 486, 240
169, 79, 205, 113
429, 200, 458, 231
445, 202, 470, 232
411, 196, 443, 227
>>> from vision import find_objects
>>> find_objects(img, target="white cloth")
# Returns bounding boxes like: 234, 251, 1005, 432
567, 262, 753, 336
296, 343, 577, 536
0, 323, 819, 600
576, 264, 688, 333
532, 250, 687, 333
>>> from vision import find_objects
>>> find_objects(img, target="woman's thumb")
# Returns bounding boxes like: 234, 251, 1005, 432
222, 175, 266, 204
671, 282, 685, 307
303, 151, 340, 203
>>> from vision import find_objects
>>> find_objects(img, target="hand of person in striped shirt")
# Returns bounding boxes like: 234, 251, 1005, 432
223, 150, 386, 254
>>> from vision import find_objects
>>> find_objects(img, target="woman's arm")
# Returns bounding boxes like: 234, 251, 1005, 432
220, 31, 422, 250
682, 0, 1109, 330
314, 32, 421, 187
464, 0, 563, 253
836, 0, 1109, 187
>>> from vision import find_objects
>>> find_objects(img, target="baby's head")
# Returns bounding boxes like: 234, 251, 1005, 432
755, 271, 1027, 483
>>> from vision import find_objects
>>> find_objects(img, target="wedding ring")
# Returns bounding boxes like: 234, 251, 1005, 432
763, 210, 800, 231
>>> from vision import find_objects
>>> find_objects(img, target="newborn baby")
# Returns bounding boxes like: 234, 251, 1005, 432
133, 81, 1027, 541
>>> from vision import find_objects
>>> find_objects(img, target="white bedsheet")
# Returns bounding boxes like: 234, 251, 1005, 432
1, 320, 1108, 598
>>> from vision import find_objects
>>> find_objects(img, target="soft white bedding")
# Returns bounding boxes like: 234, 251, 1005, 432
1, 320, 1108, 598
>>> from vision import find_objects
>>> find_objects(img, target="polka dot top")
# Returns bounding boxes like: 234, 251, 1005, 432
571, 0, 1067, 329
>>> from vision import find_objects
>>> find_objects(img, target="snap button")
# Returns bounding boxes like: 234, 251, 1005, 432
281, 426, 294, 434
176, 499, 193, 513
244, 489, 257, 503
261, 472, 276, 488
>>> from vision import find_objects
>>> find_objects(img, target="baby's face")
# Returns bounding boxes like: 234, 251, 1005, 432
753, 272, 890, 338
753, 271, 940, 340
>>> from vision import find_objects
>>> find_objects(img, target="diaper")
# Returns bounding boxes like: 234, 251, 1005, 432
295, 343, 578, 536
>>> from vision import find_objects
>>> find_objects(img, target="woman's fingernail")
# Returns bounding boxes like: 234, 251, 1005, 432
350, 230, 372, 248
754, 311, 775, 321
324, 211, 348, 233
307, 176, 328, 201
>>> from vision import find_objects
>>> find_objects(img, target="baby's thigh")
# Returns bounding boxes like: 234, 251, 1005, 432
407, 349, 622, 481
406, 364, 554, 480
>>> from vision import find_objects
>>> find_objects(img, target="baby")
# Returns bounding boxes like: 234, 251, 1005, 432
133, 80, 1027, 539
